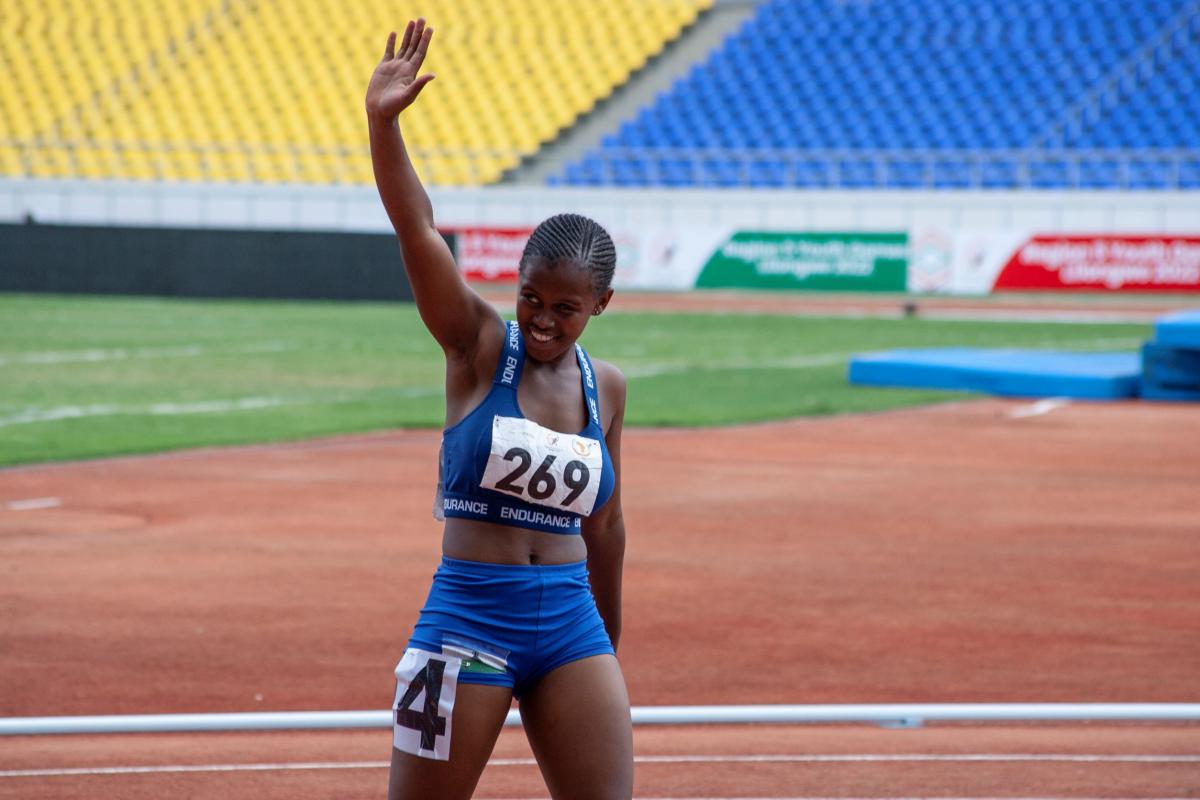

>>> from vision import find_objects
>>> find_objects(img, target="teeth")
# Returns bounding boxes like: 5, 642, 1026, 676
531, 330, 554, 342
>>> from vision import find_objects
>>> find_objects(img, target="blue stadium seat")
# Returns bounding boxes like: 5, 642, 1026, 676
1030, 159, 1071, 188
1128, 160, 1172, 189
1078, 159, 1120, 189
837, 159, 878, 188
1179, 160, 1200, 189
747, 159, 789, 188
555, 0, 1194, 189
885, 160, 928, 189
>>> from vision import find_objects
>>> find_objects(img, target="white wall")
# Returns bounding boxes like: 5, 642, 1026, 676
2, 178, 1198, 235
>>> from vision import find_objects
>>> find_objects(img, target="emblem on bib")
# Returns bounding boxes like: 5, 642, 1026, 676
481, 415, 604, 516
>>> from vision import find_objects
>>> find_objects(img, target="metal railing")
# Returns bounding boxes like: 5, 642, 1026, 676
4, 703, 1200, 735
0, 140, 526, 186
4, 142, 1197, 189
565, 148, 1200, 190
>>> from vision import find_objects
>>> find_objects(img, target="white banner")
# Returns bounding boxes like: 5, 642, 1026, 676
609, 226, 732, 290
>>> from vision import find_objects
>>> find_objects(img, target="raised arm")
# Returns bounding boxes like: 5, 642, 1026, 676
365, 20, 498, 357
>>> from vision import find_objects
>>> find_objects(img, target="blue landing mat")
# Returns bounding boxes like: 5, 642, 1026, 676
848, 349, 1141, 400
1153, 310, 1200, 348
1140, 342, 1200, 401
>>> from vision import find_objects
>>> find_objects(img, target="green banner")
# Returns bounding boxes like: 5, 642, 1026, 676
696, 231, 908, 291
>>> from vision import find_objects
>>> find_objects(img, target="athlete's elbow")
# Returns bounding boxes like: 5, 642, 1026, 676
585, 513, 625, 555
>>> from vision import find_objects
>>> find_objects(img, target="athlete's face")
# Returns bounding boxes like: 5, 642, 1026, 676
516, 258, 612, 363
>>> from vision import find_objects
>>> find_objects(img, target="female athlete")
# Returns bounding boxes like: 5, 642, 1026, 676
366, 19, 634, 800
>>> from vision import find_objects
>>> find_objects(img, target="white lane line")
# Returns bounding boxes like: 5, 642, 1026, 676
0, 398, 288, 428
626, 353, 847, 379
0, 342, 295, 367
605, 303, 1162, 325
1042, 336, 1145, 350
0, 761, 387, 777
626, 336, 1142, 381
631, 753, 1200, 763
4, 497, 62, 511
0, 387, 444, 429
919, 309, 1161, 324
1009, 397, 1072, 419
4, 753, 1197, 778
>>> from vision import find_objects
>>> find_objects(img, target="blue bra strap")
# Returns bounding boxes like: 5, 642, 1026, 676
492, 320, 525, 388
575, 344, 601, 428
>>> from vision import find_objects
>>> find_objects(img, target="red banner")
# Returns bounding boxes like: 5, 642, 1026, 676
994, 235, 1200, 291
449, 227, 533, 282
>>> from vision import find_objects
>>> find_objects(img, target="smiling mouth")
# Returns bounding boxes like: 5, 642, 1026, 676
529, 329, 555, 344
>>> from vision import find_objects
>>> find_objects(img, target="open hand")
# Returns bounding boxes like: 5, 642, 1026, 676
365, 19, 435, 119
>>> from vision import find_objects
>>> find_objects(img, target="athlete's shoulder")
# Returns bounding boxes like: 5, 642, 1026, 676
589, 356, 626, 389
589, 357, 627, 423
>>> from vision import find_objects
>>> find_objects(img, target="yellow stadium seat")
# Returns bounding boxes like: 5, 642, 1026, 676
0, 147, 26, 174
2, 0, 711, 184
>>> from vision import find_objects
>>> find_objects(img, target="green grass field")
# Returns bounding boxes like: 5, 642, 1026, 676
0, 294, 1152, 467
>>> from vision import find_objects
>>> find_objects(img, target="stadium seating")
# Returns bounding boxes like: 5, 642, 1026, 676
557, 0, 1199, 189
0, 0, 710, 185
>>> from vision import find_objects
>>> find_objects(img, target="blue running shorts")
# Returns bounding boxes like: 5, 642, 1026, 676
405, 556, 614, 699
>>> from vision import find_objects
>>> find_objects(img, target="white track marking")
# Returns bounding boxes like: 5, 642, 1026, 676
605, 305, 1163, 325
0, 761, 386, 777
1009, 397, 1072, 419
626, 353, 848, 378
0, 342, 295, 367
1036, 336, 1144, 350
917, 309, 1161, 324
625, 335, 1142, 381
629, 753, 1200, 764
0, 398, 287, 427
0, 387, 443, 429
4, 497, 62, 511
4, 753, 1197, 778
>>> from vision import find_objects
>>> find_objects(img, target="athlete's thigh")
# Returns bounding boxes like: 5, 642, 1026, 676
388, 682, 513, 800
519, 654, 633, 800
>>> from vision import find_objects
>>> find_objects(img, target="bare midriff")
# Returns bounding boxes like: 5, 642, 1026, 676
442, 517, 587, 565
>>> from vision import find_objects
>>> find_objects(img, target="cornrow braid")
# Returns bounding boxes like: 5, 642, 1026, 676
519, 213, 617, 295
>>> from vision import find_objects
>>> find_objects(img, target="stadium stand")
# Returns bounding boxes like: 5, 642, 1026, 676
556, 0, 1200, 189
0, 0, 710, 185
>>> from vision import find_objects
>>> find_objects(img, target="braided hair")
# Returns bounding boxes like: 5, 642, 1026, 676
519, 213, 616, 295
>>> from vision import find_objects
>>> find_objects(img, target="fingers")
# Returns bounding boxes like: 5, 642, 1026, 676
397, 20, 414, 58
388, 18, 433, 65
413, 24, 433, 66
402, 18, 431, 61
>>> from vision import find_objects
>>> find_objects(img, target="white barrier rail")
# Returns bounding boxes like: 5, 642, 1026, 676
2, 703, 1199, 736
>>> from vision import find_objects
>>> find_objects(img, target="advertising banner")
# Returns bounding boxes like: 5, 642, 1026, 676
909, 229, 1200, 294
445, 225, 1200, 295
609, 226, 731, 290
993, 235, 1200, 292
450, 227, 533, 282
908, 227, 1031, 295
696, 232, 908, 291
448, 224, 730, 290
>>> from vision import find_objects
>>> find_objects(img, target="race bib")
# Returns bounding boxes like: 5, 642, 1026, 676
480, 415, 603, 515
392, 648, 460, 761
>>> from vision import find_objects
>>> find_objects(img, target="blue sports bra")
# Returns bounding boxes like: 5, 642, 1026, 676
436, 321, 615, 535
